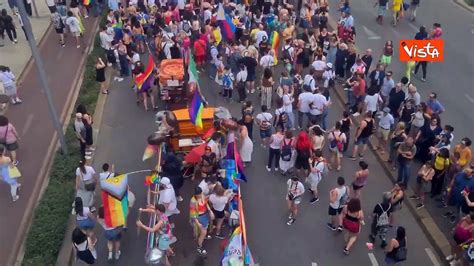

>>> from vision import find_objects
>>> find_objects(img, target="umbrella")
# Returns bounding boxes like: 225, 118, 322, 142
184, 143, 207, 164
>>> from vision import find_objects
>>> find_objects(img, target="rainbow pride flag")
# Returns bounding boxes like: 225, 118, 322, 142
145, 174, 159, 186
83, 0, 92, 6
270, 31, 280, 64
134, 55, 155, 92
216, 3, 235, 41
142, 144, 157, 161
188, 53, 204, 130
102, 191, 128, 228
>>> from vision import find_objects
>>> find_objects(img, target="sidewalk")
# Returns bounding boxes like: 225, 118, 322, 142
0, 11, 100, 266
0, 0, 52, 77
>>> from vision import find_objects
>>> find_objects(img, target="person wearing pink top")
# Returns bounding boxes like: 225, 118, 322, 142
0, 115, 20, 166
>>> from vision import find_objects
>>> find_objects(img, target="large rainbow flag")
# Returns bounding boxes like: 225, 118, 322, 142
102, 191, 128, 228
270, 31, 280, 64
188, 52, 204, 130
216, 3, 235, 41
134, 55, 155, 92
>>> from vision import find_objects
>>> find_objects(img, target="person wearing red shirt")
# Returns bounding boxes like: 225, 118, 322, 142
352, 73, 366, 115
193, 38, 207, 70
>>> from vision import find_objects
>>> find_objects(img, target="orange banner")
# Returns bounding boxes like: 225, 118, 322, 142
399, 40, 444, 62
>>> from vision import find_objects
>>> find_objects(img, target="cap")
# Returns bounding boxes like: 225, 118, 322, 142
326, 63, 333, 69
383, 107, 391, 113
160, 177, 171, 186
75, 112, 83, 119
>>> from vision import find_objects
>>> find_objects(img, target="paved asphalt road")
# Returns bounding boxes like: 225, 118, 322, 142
328, 0, 474, 143
86, 57, 442, 265
0, 17, 99, 265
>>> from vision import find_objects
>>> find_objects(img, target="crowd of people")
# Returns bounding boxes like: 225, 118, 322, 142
55, 0, 472, 265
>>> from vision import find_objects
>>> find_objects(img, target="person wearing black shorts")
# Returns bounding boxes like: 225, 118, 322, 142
209, 184, 232, 239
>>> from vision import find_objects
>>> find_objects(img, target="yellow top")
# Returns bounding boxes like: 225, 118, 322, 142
392, 0, 402, 12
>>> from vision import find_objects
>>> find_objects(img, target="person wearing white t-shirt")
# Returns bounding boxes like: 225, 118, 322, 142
363, 89, 382, 116
308, 149, 326, 204
303, 69, 317, 92
259, 51, 275, 68
158, 177, 180, 217
255, 24, 268, 47
282, 86, 294, 129
286, 176, 305, 225
256, 105, 273, 146
309, 89, 328, 126
66, 11, 82, 48
99, 163, 115, 181
75, 161, 97, 207
376, 107, 394, 154
209, 185, 233, 239
297, 87, 313, 129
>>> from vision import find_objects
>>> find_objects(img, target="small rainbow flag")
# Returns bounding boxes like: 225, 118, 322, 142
189, 89, 204, 130
83, 0, 92, 6
270, 31, 280, 64
134, 55, 155, 92
216, 3, 235, 41
145, 174, 159, 186
102, 191, 128, 228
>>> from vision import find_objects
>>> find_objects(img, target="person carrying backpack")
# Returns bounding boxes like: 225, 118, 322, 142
221, 66, 234, 101
328, 121, 347, 171
385, 226, 407, 265
279, 130, 295, 175
274, 98, 290, 130
369, 192, 393, 248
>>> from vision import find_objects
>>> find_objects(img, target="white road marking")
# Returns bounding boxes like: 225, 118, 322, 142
424, 248, 441, 266
312, 263, 318, 266
368, 253, 379, 266
21, 114, 34, 136
362, 25, 381, 40
466, 94, 474, 104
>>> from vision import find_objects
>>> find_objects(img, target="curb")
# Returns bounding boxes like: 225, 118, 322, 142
326, 15, 450, 261
55, 62, 114, 266
8, 17, 102, 266
454, 0, 474, 12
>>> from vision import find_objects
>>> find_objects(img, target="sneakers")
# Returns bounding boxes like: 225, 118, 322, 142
337, 226, 344, 232
443, 211, 454, 218
421, 78, 426, 82
85, 155, 92, 160
13, 160, 19, 166
327, 223, 337, 231
446, 255, 454, 261
348, 156, 356, 161
197, 247, 207, 255
177, 196, 183, 202
274, 167, 279, 171
205, 235, 212, 240
287, 218, 295, 225
416, 203, 424, 209
288, 213, 293, 219
310, 197, 319, 204
343, 247, 349, 255
12, 195, 19, 202
108, 252, 113, 260
215, 233, 225, 239
76, 45, 81, 48
358, 154, 364, 160
115, 250, 121, 260
409, 195, 420, 200
266, 166, 271, 172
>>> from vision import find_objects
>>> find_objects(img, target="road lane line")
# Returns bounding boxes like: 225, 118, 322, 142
425, 248, 441, 266
408, 23, 419, 32
21, 114, 34, 136
465, 94, 474, 104
362, 25, 381, 40
368, 253, 379, 266
312, 263, 318, 266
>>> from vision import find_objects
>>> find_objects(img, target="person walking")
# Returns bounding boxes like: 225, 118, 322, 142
260, 68, 275, 108
351, 161, 369, 199
96, 57, 109, 94
391, 0, 403, 26
307, 149, 326, 204
297, 86, 313, 130
72, 227, 97, 265
375, 107, 395, 155
388, 122, 407, 171
256, 105, 273, 148
286, 176, 304, 225
235, 64, 248, 103
0, 9, 17, 44
328, 121, 347, 171
239, 122, 253, 164
75, 160, 97, 208
282, 85, 295, 129
0, 116, 20, 165
409, 160, 435, 209
342, 198, 365, 255
158, 177, 180, 219
65, 11, 82, 48
189, 186, 213, 255
98, 205, 124, 261
267, 126, 284, 172
374, 0, 389, 25
279, 130, 295, 175
384, 226, 408, 265
339, 111, 352, 153
445, 213, 474, 265
369, 192, 392, 248
350, 112, 374, 161
51, 11, 66, 47
396, 137, 417, 187
327, 176, 349, 231
294, 131, 312, 177
0, 65, 22, 104
0, 146, 21, 201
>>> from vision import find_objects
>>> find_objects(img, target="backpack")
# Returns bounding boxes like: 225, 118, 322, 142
207, 45, 218, 62
281, 139, 293, 161
339, 186, 349, 207
158, 41, 169, 60
302, 78, 314, 92
278, 108, 288, 124
376, 203, 391, 227
182, 20, 191, 34
330, 132, 344, 152
222, 74, 232, 88
395, 243, 407, 262
281, 45, 292, 62
243, 108, 253, 123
